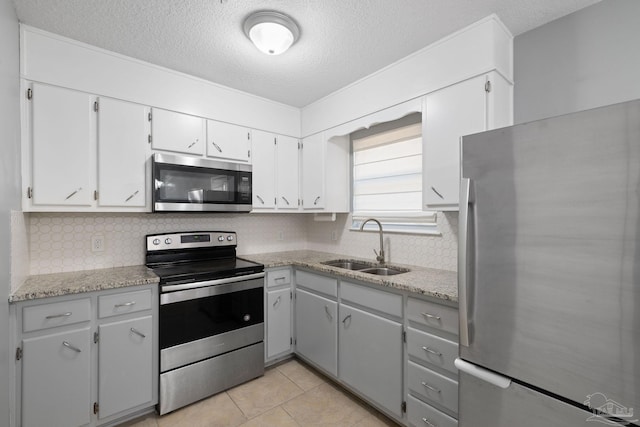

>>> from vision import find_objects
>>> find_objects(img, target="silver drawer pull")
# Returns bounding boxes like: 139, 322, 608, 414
273, 296, 281, 308
46, 312, 72, 319
421, 312, 441, 321
274, 276, 287, 282
124, 190, 139, 202
211, 140, 223, 153
62, 341, 82, 353
256, 195, 265, 204
422, 418, 438, 427
421, 381, 441, 393
342, 314, 351, 324
130, 328, 146, 339
324, 305, 333, 321
115, 301, 136, 308
281, 196, 290, 205
422, 346, 442, 356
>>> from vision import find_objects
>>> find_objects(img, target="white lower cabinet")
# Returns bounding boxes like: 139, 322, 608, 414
265, 268, 293, 363
14, 285, 158, 427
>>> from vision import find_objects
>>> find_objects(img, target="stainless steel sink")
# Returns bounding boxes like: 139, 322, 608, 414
321, 259, 410, 276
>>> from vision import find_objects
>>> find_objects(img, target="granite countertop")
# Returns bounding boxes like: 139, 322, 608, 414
9, 265, 159, 303
241, 250, 458, 303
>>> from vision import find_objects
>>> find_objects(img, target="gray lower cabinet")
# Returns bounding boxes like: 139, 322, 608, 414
265, 268, 293, 363
294, 287, 338, 376
339, 303, 403, 418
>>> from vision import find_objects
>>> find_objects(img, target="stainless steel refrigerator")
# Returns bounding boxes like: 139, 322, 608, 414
456, 99, 640, 427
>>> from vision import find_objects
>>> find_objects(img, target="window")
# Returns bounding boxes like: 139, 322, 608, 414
351, 113, 438, 234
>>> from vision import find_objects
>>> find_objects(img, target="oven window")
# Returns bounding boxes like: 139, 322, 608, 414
160, 286, 263, 349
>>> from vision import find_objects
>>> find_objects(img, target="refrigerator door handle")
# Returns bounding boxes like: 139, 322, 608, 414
455, 358, 511, 389
458, 178, 473, 347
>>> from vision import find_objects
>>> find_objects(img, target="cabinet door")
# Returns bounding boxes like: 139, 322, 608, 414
206, 120, 251, 163
301, 133, 325, 209
251, 130, 276, 208
339, 303, 403, 418
423, 75, 487, 210
22, 327, 91, 427
276, 135, 300, 210
266, 288, 291, 359
151, 108, 204, 155
295, 288, 337, 376
97, 97, 148, 207
30, 83, 94, 206
98, 316, 153, 419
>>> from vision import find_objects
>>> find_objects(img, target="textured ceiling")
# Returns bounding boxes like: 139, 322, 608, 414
12, 0, 600, 107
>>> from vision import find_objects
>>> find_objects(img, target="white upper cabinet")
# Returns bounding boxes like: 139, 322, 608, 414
97, 97, 148, 208
206, 120, 251, 163
251, 130, 276, 208
276, 135, 300, 210
29, 83, 95, 207
150, 108, 205, 156
301, 133, 325, 210
423, 72, 511, 210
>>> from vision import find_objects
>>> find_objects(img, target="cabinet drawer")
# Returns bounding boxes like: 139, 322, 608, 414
408, 361, 458, 414
23, 298, 91, 333
341, 281, 402, 318
266, 268, 292, 288
296, 270, 337, 297
407, 394, 457, 427
407, 327, 458, 374
407, 298, 458, 335
98, 289, 152, 318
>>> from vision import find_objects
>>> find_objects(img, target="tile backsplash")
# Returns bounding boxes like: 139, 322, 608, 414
22, 211, 458, 278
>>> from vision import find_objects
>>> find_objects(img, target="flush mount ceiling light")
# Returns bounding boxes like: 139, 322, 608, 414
243, 11, 300, 55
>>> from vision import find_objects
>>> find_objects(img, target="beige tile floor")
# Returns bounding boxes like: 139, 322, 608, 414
122, 358, 400, 427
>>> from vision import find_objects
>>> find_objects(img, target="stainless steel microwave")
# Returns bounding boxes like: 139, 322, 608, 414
152, 153, 252, 212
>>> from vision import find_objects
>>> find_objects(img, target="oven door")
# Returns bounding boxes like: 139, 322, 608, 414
159, 273, 264, 372
152, 153, 252, 212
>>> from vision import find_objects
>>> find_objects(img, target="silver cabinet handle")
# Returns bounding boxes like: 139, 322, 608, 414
187, 139, 198, 149
324, 305, 333, 321
431, 186, 444, 199
273, 296, 281, 308
62, 341, 82, 353
422, 346, 442, 356
274, 276, 286, 282
342, 314, 351, 324
65, 187, 82, 200
125, 190, 139, 202
421, 312, 441, 321
115, 301, 136, 308
421, 381, 441, 393
211, 140, 223, 153
256, 195, 265, 204
281, 196, 290, 205
46, 312, 72, 319
130, 328, 146, 339
314, 196, 320, 205
422, 418, 437, 427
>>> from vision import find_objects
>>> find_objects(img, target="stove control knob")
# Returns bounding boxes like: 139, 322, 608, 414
227, 235, 234, 241
218, 235, 225, 242
153, 238, 161, 245
165, 238, 172, 245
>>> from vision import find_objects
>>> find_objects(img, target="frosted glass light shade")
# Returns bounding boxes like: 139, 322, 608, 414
244, 11, 300, 56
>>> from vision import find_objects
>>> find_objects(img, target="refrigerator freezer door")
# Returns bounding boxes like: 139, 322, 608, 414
460, 100, 640, 411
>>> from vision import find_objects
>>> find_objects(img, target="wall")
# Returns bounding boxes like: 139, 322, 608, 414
306, 213, 458, 272
514, 0, 640, 124
0, 0, 20, 423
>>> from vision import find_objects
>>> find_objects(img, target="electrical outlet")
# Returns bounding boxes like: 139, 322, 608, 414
277, 231, 284, 241
331, 230, 338, 241
91, 235, 105, 253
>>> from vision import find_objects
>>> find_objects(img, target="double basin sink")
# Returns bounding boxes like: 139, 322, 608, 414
321, 259, 410, 276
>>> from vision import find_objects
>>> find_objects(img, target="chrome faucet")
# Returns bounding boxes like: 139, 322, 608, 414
360, 218, 385, 264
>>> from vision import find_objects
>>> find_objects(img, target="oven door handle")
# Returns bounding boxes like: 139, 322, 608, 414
161, 272, 265, 293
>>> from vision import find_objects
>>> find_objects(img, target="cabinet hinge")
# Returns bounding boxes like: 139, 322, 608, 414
274, 138, 277, 145
297, 199, 300, 206
297, 142, 300, 149
247, 132, 250, 140
93, 101, 99, 112
402, 329, 406, 343
148, 134, 152, 144
148, 112, 152, 122
27, 187, 32, 199
93, 402, 99, 415
248, 150, 251, 158
401, 401, 407, 413
274, 197, 277, 205
290, 291, 292, 299
15, 347, 22, 361
290, 337, 293, 345
94, 190, 99, 201
94, 331, 99, 344
485, 80, 492, 93
26, 88, 32, 100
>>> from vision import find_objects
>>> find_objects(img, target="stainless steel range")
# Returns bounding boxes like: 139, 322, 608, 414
145, 231, 265, 415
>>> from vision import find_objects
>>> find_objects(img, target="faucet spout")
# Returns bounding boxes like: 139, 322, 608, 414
359, 218, 385, 264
